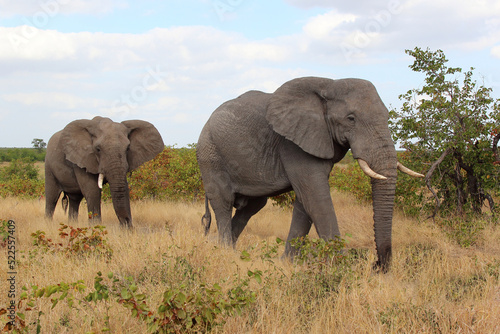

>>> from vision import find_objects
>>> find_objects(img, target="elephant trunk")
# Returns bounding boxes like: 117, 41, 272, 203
106, 171, 133, 228
355, 144, 398, 272
371, 175, 396, 272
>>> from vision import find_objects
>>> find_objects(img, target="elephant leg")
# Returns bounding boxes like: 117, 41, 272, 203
285, 166, 341, 246
85, 191, 102, 223
231, 196, 268, 243
74, 169, 102, 223
45, 173, 61, 219
203, 170, 235, 246
67, 194, 83, 221
284, 199, 313, 257
210, 197, 233, 246
301, 184, 341, 241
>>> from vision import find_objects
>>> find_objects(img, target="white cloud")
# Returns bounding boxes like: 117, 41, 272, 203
491, 45, 500, 58
0, 0, 127, 18
172, 113, 192, 124
303, 11, 357, 39
0, 27, 76, 60
2, 92, 104, 110
285, 0, 392, 12
228, 42, 289, 62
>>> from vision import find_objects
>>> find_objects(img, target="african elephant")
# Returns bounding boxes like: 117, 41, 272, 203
197, 77, 423, 271
45, 116, 164, 227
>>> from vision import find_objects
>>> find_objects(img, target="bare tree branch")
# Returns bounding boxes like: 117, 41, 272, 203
425, 148, 452, 221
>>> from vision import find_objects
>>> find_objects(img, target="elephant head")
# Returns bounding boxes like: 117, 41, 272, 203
60, 116, 164, 227
267, 77, 422, 271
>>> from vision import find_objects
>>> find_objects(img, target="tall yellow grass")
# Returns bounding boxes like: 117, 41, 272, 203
1, 191, 499, 333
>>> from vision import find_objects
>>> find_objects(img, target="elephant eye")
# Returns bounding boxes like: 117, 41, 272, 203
347, 114, 355, 122
95, 145, 101, 153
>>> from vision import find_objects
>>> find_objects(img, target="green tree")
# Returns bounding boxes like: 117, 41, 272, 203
32, 138, 47, 152
390, 47, 500, 216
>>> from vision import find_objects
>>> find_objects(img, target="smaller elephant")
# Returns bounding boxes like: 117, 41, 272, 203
45, 116, 164, 227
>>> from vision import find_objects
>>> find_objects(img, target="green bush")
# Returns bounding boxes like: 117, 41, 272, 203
0, 158, 44, 199
330, 164, 372, 203
0, 158, 39, 181
127, 145, 203, 202
0, 148, 45, 162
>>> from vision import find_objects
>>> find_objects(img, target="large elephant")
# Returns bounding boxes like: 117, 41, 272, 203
45, 116, 164, 227
197, 77, 423, 271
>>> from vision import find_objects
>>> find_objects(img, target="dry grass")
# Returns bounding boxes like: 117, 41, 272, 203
1, 192, 499, 333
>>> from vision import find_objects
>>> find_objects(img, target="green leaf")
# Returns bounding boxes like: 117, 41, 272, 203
175, 292, 186, 306
177, 309, 187, 319
240, 250, 251, 261
35, 288, 45, 298
51, 299, 59, 309
121, 289, 132, 300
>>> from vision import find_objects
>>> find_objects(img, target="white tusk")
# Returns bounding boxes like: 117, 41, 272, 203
397, 162, 425, 178
98, 173, 104, 189
357, 159, 387, 180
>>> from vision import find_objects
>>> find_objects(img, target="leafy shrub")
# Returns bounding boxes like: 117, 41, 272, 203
0, 148, 46, 162
0, 158, 39, 181
270, 191, 295, 210
1, 267, 258, 333
290, 236, 354, 294
30, 224, 113, 259
437, 215, 486, 248
127, 145, 203, 202
394, 151, 428, 217
0, 177, 44, 199
0, 159, 44, 199
330, 164, 372, 203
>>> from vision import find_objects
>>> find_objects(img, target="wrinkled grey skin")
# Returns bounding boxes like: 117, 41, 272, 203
45, 116, 164, 228
197, 77, 399, 271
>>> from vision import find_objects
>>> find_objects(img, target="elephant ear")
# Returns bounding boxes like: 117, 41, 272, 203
122, 120, 164, 171
61, 119, 100, 174
266, 77, 335, 159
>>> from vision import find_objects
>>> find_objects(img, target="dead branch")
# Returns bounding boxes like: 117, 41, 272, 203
425, 148, 452, 221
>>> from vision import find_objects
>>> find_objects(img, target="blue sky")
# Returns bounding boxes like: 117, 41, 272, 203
1, 0, 499, 147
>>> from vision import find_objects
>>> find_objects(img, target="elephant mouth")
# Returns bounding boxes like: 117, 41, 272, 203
357, 159, 424, 180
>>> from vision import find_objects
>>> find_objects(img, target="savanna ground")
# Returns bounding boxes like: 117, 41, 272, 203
1, 188, 499, 333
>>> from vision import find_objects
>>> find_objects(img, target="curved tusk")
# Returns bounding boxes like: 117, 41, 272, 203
357, 159, 387, 180
98, 173, 104, 189
397, 162, 425, 178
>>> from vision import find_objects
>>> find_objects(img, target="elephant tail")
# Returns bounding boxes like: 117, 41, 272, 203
61, 192, 69, 213
201, 195, 211, 236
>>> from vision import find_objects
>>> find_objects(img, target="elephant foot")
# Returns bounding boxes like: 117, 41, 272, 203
372, 260, 390, 274
118, 217, 133, 229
